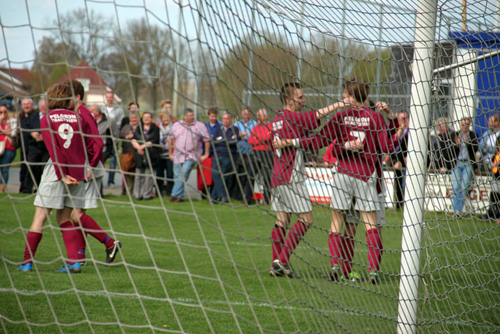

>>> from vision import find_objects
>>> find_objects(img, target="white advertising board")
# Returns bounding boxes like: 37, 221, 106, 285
302, 168, 490, 213
254, 167, 490, 213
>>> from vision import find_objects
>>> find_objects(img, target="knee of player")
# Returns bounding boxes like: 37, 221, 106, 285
70, 208, 84, 222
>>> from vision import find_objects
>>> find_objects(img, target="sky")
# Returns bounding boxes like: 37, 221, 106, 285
0, 0, 194, 68
0, 0, 498, 71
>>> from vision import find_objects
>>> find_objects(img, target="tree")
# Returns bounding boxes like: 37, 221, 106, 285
30, 8, 114, 96
52, 8, 113, 65
103, 18, 183, 111
216, 32, 391, 115
216, 32, 300, 114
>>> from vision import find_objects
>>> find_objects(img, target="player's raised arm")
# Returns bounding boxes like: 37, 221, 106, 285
315, 96, 352, 120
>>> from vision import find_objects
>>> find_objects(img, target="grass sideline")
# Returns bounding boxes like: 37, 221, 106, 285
0, 193, 498, 333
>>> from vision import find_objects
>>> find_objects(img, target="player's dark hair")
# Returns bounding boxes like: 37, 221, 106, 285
280, 82, 301, 104
60, 79, 85, 101
344, 78, 369, 103
128, 101, 140, 108
184, 108, 194, 116
47, 83, 73, 110
367, 100, 376, 110
207, 107, 218, 116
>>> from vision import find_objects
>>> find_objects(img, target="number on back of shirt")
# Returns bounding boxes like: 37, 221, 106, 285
349, 130, 366, 143
58, 123, 74, 149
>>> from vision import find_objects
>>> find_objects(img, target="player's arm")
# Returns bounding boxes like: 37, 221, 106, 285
315, 97, 352, 119
40, 117, 55, 162
40, 116, 66, 180
82, 113, 104, 168
42, 117, 73, 180
273, 119, 337, 150
63, 174, 79, 185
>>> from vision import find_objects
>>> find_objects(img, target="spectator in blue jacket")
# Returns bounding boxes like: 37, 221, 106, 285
211, 112, 240, 204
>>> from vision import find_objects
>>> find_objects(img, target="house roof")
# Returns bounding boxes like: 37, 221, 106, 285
57, 61, 110, 88
0, 68, 31, 98
3, 68, 31, 84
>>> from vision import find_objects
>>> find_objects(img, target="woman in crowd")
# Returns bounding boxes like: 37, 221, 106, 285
157, 113, 174, 196
120, 112, 140, 195
0, 103, 17, 192
131, 112, 160, 200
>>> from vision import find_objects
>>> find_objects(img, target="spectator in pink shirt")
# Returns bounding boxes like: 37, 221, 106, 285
168, 108, 210, 202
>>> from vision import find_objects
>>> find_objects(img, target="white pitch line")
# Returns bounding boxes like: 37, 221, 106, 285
0, 288, 494, 330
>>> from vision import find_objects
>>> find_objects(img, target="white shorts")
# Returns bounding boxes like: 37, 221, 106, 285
345, 193, 386, 226
331, 172, 379, 212
271, 182, 312, 214
34, 164, 86, 209
83, 176, 103, 209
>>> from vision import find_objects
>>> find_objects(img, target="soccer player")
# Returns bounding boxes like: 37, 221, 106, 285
65, 80, 121, 265
17, 83, 89, 273
273, 79, 394, 283
17, 82, 121, 273
327, 100, 402, 282
269, 82, 350, 278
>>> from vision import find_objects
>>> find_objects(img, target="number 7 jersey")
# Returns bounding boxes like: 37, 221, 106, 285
40, 109, 88, 181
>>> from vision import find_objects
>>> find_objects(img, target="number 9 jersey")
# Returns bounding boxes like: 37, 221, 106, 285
40, 109, 88, 182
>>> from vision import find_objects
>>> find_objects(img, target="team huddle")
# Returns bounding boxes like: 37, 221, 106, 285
269, 80, 403, 284
17, 78, 399, 282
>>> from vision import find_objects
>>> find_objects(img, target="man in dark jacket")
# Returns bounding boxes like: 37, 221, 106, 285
433, 117, 455, 173
25, 99, 49, 193
390, 111, 409, 209
211, 112, 239, 204
19, 98, 36, 193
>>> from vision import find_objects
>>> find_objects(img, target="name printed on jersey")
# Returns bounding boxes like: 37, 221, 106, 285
343, 116, 370, 127
49, 113, 78, 123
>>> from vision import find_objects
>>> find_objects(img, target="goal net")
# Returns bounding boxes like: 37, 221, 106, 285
1, 0, 499, 333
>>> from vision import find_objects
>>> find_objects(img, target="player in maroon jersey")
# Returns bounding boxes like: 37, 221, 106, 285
274, 79, 394, 283
17, 83, 88, 273
269, 82, 350, 278
65, 80, 121, 265
17, 82, 120, 273
325, 99, 403, 282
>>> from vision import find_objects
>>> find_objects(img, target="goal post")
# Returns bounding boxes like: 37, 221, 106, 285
397, 0, 437, 333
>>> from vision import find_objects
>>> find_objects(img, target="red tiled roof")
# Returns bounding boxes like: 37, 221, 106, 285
6, 68, 31, 83
57, 61, 110, 88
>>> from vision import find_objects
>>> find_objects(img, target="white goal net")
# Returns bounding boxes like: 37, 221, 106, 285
0, 0, 499, 333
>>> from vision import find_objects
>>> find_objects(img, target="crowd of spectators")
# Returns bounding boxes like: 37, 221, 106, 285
2, 94, 500, 220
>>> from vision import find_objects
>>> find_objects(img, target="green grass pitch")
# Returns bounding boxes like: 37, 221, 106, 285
0, 194, 498, 333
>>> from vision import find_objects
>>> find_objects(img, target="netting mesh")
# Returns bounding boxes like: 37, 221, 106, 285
1, 0, 499, 333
